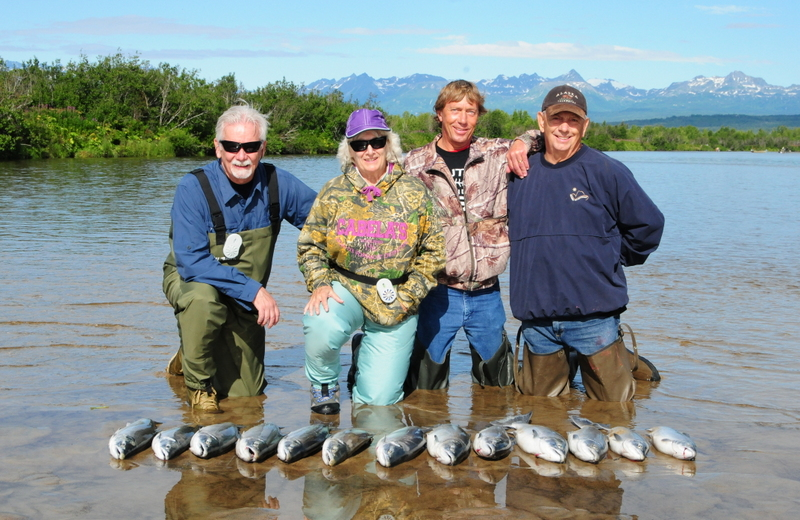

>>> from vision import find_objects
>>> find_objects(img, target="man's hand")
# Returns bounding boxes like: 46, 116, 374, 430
253, 287, 280, 328
304, 285, 344, 315
505, 139, 531, 178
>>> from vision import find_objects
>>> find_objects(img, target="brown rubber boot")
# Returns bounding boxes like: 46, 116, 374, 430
620, 323, 661, 382
187, 383, 222, 413
166, 348, 183, 376
578, 338, 636, 402
513, 328, 570, 396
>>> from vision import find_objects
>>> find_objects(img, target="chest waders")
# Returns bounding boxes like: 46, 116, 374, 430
163, 165, 281, 398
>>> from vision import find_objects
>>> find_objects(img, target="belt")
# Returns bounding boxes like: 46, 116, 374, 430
331, 263, 409, 285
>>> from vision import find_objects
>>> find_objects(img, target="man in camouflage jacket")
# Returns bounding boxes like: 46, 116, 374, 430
403, 80, 542, 390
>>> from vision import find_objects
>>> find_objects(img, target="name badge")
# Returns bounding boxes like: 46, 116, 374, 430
221, 233, 243, 261
376, 278, 397, 304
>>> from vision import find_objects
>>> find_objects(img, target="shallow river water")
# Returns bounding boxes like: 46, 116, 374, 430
1, 151, 799, 519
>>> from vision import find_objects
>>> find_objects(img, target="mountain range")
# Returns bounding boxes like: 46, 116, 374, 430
306, 70, 800, 122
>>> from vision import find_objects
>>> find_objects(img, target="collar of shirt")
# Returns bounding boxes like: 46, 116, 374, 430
215, 160, 265, 207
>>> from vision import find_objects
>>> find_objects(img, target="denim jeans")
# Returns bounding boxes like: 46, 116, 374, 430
520, 315, 620, 356
416, 283, 506, 363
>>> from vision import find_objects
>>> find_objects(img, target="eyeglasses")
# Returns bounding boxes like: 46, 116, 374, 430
349, 136, 387, 152
219, 140, 263, 154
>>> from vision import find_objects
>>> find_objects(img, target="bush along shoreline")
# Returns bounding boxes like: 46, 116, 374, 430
2, 54, 798, 161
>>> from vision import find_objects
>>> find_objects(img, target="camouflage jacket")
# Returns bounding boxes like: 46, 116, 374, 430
298, 163, 445, 326
403, 131, 542, 291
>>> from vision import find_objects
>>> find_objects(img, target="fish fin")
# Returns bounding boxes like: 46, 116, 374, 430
570, 416, 592, 428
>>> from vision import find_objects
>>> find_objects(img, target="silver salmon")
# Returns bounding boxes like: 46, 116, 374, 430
321, 428, 373, 466
567, 416, 608, 463
426, 424, 471, 466
647, 426, 697, 460
473, 425, 514, 460
375, 426, 427, 467
511, 423, 568, 464
235, 423, 283, 463
189, 422, 239, 459
604, 426, 650, 461
277, 424, 330, 463
108, 418, 158, 460
151, 425, 197, 461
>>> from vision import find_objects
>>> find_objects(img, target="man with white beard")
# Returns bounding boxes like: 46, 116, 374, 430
162, 104, 316, 413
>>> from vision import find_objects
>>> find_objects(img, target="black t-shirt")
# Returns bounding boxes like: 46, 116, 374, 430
229, 177, 255, 200
436, 145, 470, 211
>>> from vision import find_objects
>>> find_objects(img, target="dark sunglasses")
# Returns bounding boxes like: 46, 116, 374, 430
219, 140, 263, 154
349, 136, 387, 152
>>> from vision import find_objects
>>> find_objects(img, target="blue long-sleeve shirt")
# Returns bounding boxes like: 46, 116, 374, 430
508, 145, 664, 320
171, 159, 316, 308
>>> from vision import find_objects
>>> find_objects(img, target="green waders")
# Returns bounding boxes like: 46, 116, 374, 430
163, 224, 278, 398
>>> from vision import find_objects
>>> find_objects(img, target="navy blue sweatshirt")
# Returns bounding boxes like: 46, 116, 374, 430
507, 145, 664, 320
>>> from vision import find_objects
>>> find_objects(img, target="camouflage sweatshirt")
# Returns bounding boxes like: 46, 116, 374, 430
403, 132, 542, 291
297, 163, 445, 326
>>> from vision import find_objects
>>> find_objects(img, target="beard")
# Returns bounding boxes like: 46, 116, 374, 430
227, 159, 255, 181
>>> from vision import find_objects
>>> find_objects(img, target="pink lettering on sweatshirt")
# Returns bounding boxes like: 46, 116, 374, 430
337, 219, 408, 240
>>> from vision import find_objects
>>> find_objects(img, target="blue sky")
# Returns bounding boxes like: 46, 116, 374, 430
2, 1, 797, 91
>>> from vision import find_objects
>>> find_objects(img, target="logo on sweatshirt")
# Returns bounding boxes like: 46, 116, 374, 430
570, 187, 589, 202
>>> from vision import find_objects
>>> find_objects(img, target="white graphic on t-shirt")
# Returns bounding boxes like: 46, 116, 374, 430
570, 187, 589, 202
452, 168, 466, 210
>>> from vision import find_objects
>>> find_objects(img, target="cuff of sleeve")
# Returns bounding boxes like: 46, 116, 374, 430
309, 270, 333, 292
514, 130, 544, 153
240, 279, 262, 304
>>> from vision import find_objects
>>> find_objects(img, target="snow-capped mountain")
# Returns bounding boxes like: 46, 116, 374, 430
306, 70, 800, 121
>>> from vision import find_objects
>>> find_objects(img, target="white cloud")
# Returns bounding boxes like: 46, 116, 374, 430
418, 41, 723, 64
342, 26, 438, 36
726, 23, 780, 29
695, 5, 751, 15
15, 16, 238, 39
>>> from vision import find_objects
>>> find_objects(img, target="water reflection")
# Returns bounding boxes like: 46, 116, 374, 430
2, 154, 800, 519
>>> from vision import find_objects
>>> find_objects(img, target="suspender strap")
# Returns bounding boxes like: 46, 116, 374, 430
331, 263, 409, 286
189, 163, 282, 246
190, 168, 226, 246
264, 163, 282, 238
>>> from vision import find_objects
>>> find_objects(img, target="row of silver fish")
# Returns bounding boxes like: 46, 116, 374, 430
381, 413, 531, 468
110, 412, 696, 468
110, 420, 370, 466
567, 416, 697, 463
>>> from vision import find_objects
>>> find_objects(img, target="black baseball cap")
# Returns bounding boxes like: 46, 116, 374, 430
541, 85, 587, 118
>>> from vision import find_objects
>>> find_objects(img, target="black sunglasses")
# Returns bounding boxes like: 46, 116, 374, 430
349, 136, 387, 152
219, 140, 263, 154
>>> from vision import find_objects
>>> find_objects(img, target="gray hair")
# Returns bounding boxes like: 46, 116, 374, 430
336, 130, 404, 172
215, 104, 269, 141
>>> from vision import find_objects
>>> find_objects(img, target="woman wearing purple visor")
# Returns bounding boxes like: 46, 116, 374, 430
297, 109, 445, 414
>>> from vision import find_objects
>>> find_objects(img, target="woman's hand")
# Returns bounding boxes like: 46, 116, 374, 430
304, 285, 344, 315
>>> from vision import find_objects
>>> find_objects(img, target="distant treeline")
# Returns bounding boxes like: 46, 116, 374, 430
1, 54, 798, 161
611, 114, 800, 131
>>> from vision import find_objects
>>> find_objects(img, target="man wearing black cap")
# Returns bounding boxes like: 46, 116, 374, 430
506, 85, 665, 401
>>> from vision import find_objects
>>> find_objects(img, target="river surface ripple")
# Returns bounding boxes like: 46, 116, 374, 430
1, 152, 799, 519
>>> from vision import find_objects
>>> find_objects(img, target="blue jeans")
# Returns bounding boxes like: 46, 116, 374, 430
416, 283, 506, 364
520, 316, 620, 356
